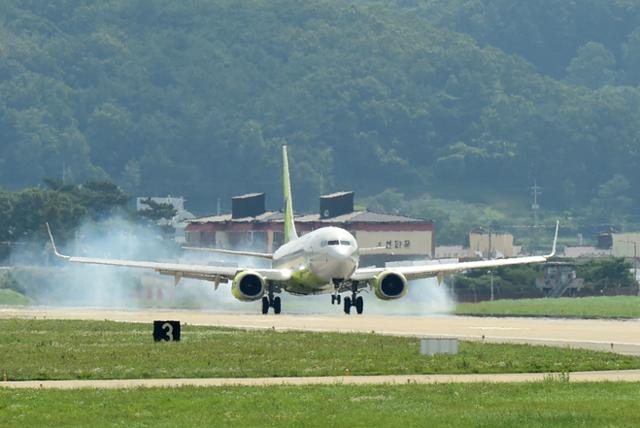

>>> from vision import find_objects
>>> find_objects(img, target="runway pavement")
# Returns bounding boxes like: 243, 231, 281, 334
1, 307, 639, 355
3, 370, 640, 389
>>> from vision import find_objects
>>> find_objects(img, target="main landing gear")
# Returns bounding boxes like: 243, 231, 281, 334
261, 286, 281, 314
343, 282, 364, 315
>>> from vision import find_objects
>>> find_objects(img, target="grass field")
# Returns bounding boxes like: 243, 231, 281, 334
1, 319, 639, 381
455, 296, 640, 318
1, 383, 639, 427
0, 289, 30, 306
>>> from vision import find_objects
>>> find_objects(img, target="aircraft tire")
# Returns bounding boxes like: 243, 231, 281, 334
336, 295, 341, 305
331, 295, 336, 305
355, 296, 364, 314
343, 297, 351, 314
273, 296, 282, 314
261, 297, 269, 314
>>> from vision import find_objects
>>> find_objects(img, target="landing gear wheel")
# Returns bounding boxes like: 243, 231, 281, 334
336, 295, 341, 305
355, 296, 364, 314
273, 296, 281, 314
343, 296, 352, 314
331, 295, 336, 305
261, 297, 269, 314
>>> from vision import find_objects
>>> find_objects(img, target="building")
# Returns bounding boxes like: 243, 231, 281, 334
185, 192, 435, 265
467, 228, 515, 258
610, 233, 640, 259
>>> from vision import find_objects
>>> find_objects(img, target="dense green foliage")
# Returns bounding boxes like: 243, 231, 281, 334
452, 264, 543, 301
2, 383, 640, 427
456, 295, 640, 319
2, 319, 638, 381
0, 180, 128, 241
577, 257, 637, 292
2, 0, 640, 232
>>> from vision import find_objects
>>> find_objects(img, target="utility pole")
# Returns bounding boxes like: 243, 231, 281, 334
530, 179, 542, 252
530, 179, 542, 228
620, 240, 638, 291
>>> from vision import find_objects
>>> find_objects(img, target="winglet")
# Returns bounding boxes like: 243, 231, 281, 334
45, 223, 70, 260
282, 146, 298, 243
545, 220, 559, 258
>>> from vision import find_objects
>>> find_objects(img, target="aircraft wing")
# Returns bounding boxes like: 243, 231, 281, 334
182, 246, 273, 260
352, 221, 559, 282
46, 224, 291, 283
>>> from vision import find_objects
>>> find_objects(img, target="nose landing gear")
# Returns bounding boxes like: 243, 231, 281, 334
331, 294, 341, 305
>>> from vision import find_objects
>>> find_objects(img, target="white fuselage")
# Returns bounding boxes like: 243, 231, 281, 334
272, 227, 359, 294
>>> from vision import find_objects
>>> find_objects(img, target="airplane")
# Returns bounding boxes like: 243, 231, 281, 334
47, 146, 559, 315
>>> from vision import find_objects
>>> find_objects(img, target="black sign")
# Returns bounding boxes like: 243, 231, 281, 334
153, 320, 181, 342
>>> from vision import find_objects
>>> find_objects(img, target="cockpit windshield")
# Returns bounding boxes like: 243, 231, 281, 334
323, 240, 353, 246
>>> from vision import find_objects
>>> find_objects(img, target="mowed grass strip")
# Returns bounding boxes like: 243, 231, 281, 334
1, 319, 640, 381
2, 383, 640, 427
455, 296, 640, 318
0, 289, 30, 306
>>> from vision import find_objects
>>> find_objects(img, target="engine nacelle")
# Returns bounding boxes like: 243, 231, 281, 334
231, 271, 266, 301
372, 271, 408, 300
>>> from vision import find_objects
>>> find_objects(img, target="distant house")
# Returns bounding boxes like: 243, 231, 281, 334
562, 246, 611, 258
467, 228, 515, 258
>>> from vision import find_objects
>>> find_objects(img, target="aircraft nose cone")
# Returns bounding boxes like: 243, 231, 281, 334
326, 247, 357, 278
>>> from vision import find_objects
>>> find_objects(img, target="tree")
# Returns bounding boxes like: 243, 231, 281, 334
566, 42, 617, 88
577, 257, 637, 292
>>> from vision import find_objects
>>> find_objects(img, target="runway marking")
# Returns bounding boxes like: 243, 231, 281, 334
3, 370, 640, 389
469, 326, 528, 330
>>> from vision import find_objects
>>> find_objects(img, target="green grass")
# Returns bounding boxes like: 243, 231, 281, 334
1, 319, 640, 381
455, 296, 640, 318
1, 383, 640, 427
0, 289, 30, 306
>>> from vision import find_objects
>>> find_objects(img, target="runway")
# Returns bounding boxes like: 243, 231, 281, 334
3, 370, 640, 389
2, 307, 639, 355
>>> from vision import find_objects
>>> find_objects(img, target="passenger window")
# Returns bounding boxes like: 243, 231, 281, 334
327, 240, 339, 246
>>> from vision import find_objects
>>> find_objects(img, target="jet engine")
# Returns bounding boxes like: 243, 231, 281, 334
372, 271, 408, 300
231, 271, 266, 301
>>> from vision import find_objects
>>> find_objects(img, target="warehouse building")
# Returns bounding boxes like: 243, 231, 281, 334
185, 192, 435, 265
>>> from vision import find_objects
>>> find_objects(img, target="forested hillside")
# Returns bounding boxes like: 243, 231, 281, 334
1, 0, 640, 235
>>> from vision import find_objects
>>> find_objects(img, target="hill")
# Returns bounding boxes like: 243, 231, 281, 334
1, 0, 640, 231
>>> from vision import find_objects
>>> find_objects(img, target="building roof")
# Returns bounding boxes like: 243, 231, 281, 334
189, 210, 429, 225
232, 192, 265, 200
189, 211, 283, 224
296, 211, 427, 224
320, 191, 354, 199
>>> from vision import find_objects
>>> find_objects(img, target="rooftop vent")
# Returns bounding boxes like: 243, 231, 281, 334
320, 191, 354, 219
232, 193, 266, 219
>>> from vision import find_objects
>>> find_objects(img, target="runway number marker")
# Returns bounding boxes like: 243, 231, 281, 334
153, 320, 181, 341
162, 322, 174, 341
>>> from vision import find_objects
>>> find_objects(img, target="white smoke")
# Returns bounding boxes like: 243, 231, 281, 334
271, 278, 455, 315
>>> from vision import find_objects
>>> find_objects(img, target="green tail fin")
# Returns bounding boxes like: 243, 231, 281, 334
282, 146, 298, 243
